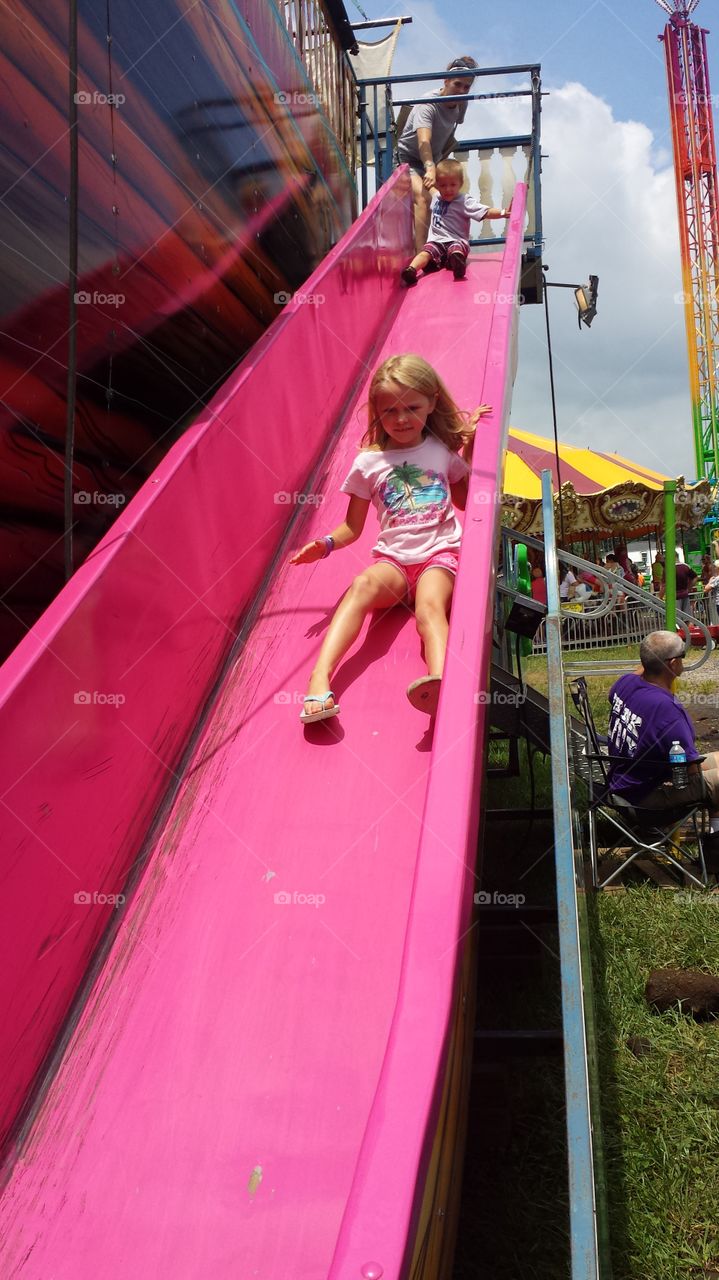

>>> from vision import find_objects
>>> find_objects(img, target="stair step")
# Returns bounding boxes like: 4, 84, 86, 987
474, 1029, 563, 1058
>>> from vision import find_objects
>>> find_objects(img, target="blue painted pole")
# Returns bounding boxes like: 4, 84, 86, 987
542, 469, 600, 1279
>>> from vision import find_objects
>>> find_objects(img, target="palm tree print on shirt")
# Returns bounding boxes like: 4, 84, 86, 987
379, 464, 448, 524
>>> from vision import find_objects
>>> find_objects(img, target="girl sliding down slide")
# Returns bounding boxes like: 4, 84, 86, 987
290, 354, 489, 722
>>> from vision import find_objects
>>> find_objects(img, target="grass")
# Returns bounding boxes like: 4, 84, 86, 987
475, 648, 719, 1279
591, 886, 719, 1280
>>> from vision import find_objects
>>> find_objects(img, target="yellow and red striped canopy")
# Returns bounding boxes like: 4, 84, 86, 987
501, 428, 712, 537
504, 428, 670, 498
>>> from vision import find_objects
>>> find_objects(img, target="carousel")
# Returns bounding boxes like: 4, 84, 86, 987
502, 427, 713, 541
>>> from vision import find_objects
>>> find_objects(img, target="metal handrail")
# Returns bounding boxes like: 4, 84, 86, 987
500, 527, 714, 673
353, 63, 541, 86
353, 62, 543, 254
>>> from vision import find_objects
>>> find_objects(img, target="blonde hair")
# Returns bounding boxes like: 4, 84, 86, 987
363, 354, 473, 452
435, 158, 463, 181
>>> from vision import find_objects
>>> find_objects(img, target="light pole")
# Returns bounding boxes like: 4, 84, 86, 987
541, 272, 599, 546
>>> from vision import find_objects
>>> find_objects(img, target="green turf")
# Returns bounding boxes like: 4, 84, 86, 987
492, 652, 719, 1279
591, 886, 719, 1280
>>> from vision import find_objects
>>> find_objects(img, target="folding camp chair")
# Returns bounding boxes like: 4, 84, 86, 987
569, 677, 709, 890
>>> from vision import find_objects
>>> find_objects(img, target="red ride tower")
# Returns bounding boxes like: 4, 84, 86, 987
657, 0, 719, 485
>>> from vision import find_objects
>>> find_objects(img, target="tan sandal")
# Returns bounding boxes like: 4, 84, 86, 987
406, 675, 441, 714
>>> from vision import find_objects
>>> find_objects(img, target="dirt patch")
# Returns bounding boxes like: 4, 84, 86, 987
692, 708, 719, 753
677, 656, 719, 751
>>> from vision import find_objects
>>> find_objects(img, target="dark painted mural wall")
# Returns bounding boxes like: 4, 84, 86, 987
0, 0, 356, 657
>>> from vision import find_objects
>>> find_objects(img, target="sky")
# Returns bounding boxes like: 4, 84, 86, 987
348, 0, 719, 479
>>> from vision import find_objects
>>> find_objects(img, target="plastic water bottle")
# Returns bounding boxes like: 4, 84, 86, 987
669, 740, 688, 789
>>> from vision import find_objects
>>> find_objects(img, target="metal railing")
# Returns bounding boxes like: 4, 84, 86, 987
499, 529, 714, 673
353, 63, 543, 259
533, 587, 718, 655
277, 0, 356, 166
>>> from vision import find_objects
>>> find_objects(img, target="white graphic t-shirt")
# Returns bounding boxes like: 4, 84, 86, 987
341, 436, 469, 563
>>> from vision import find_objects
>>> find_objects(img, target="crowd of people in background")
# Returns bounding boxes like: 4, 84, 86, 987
519, 536, 719, 620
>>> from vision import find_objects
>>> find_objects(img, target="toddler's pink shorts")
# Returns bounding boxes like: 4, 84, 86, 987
374, 549, 460, 602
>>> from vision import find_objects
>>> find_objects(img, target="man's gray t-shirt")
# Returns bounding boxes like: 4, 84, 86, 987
397, 92, 469, 167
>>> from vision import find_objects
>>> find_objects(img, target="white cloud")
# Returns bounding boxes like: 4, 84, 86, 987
385, 2, 497, 79
377, 4, 699, 479
470, 79, 695, 477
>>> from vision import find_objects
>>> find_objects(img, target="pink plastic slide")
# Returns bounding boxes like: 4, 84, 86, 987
0, 171, 525, 1278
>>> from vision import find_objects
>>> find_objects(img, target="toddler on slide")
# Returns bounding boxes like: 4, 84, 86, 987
401, 158, 511, 284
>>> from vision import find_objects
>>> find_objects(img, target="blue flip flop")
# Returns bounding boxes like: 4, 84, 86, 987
299, 692, 340, 723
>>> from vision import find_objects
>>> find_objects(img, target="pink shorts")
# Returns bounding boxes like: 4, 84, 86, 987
374, 549, 460, 602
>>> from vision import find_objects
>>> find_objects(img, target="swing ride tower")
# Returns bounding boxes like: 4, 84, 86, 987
658, 0, 719, 487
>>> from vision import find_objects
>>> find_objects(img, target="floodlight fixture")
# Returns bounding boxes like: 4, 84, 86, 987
542, 271, 599, 330
575, 275, 599, 329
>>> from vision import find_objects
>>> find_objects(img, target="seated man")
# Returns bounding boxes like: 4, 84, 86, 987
607, 631, 719, 840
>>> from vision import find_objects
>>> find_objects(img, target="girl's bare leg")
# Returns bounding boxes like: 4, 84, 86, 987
304, 562, 407, 713
410, 171, 432, 251
413, 569, 455, 675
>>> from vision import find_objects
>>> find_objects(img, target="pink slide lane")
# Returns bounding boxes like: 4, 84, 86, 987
0, 188, 525, 1277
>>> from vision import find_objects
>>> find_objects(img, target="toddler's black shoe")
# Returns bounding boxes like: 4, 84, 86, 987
449, 253, 466, 281
401, 265, 418, 286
